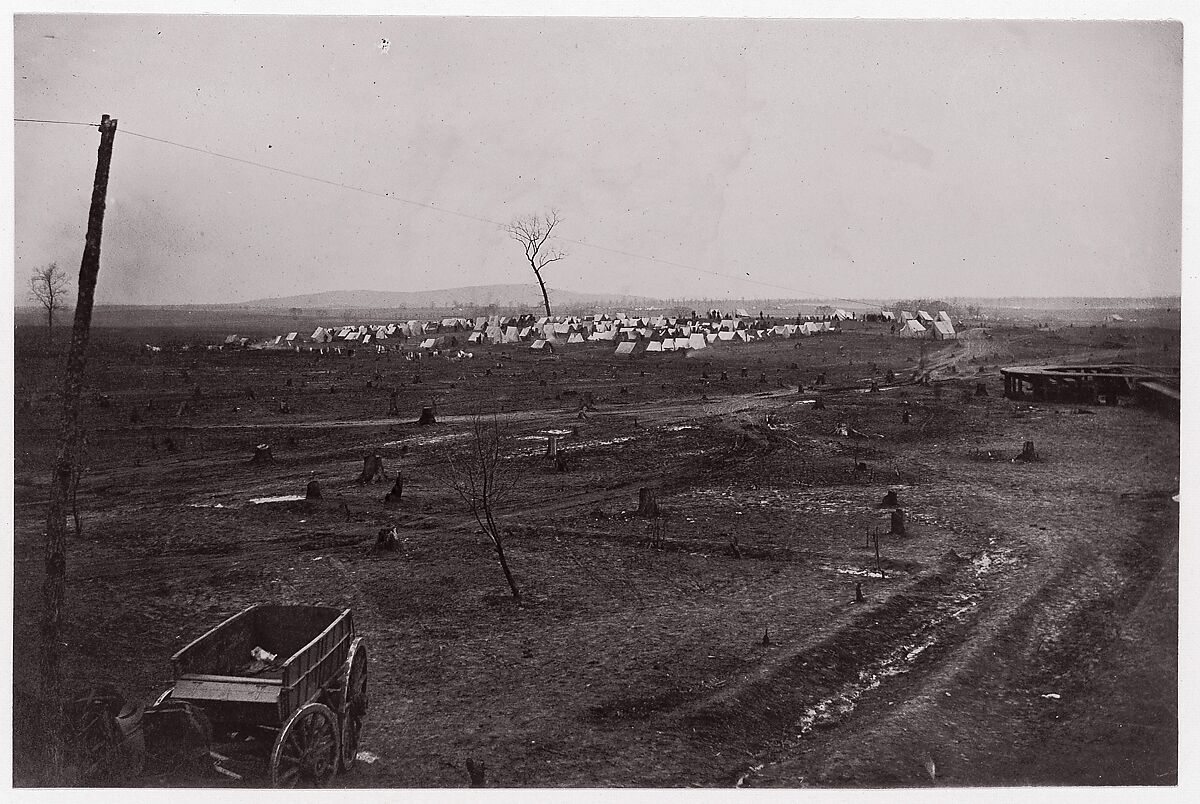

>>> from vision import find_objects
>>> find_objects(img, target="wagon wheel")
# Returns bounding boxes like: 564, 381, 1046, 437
269, 702, 340, 788
338, 638, 369, 771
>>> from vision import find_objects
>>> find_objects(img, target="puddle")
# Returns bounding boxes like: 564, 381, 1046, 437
186, 502, 227, 509
520, 434, 637, 455
819, 564, 887, 578
356, 750, 380, 764
248, 494, 307, 504
412, 433, 467, 446
666, 424, 699, 432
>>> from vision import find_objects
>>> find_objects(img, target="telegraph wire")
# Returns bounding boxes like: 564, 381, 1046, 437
15, 117, 99, 127
16, 116, 886, 308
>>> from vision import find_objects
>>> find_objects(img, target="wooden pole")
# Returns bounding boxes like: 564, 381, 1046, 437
874, 531, 886, 579
39, 114, 117, 780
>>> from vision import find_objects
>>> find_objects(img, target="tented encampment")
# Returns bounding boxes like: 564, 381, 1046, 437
899, 320, 927, 338
932, 320, 957, 340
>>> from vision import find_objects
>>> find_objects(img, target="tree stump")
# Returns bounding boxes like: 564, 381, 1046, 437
741, 367, 749, 378
1018, 440, 1038, 461
727, 534, 742, 559
881, 489, 899, 507
417, 406, 437, 426
637, 487, 660, 518
374, 526, 398, 552
813, 397, 826, 410
855, 582, 865, 603
466, 758, 486, 788
817, 373, 826, 385
975, 382, 988, 397
384, 474, 404, 503
250, 444, 273, 464
545, 435, 558, 458
902, 409, 911, 424
356, 454, 387, 484
305, 478, 322, 499
720, 371, 729, 381
889, 509, 906, 535
387, 391, 400, 416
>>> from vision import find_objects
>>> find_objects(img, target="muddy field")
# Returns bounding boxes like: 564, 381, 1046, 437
11, 319, 1179, 787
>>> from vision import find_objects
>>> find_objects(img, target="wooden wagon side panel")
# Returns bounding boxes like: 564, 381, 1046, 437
171, 606, 260, 678
280, 609, 354, 718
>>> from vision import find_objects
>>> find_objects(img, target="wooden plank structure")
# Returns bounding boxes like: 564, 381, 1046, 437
1000, 364, 1180, 406
170, 604, 354, 728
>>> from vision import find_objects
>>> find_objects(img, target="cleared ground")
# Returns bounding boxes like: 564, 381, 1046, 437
11, 319, 1179, 787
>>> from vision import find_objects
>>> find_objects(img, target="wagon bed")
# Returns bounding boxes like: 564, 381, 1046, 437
169, 604, 354, 728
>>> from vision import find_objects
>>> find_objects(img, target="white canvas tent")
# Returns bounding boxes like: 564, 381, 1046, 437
932, 320, 957, 340
899, 320, 927, 338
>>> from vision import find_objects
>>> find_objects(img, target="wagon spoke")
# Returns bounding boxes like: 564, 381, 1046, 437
277, 765, 301, 787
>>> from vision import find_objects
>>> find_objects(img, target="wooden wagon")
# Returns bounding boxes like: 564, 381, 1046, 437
154, 603, 368, 787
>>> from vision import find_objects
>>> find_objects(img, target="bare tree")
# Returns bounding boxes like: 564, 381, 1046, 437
441, 415, 521, 602
30, 262, 71, 337
507, 210, 566, 319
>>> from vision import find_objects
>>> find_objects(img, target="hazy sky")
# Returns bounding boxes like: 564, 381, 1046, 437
13, 16, 1183, 304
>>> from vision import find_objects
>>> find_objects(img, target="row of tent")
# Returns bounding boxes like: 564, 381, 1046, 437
221, 307, 956, 351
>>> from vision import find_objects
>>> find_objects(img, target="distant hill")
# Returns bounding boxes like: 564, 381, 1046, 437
231, 284, 660, 310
